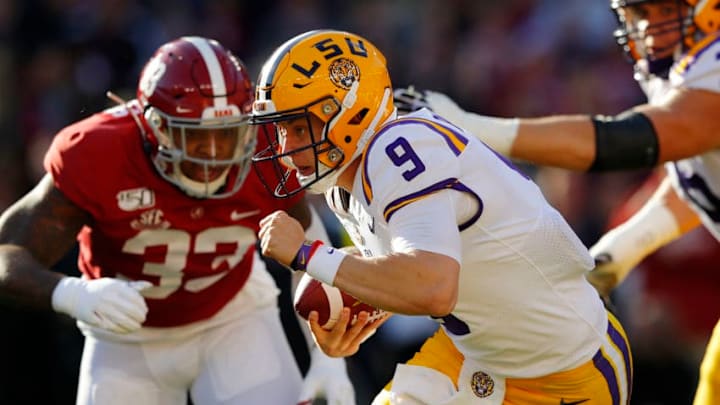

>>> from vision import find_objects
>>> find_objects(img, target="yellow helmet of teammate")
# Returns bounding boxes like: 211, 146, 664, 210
687, 0, 720, 36
611, 0, 720, 77
251, 30, 394, 198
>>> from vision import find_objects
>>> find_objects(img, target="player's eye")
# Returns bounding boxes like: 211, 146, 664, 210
627, 5, 649, 20
659, 4, 679, 18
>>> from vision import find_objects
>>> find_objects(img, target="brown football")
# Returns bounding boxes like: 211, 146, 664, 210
294, 273, 387, 329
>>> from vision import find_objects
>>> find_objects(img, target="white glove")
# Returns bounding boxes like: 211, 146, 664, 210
298, 347, 356, 405
51, 277, 152, 334
423, 90, 519, 156
587, 201, 680, 297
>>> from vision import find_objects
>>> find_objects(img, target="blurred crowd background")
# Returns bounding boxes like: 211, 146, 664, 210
2, 0, 719, 404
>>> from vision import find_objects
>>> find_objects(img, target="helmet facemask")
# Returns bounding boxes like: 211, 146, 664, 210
145, 106, 256, 199
611, 0, 694, 78
252, 96, 348, 198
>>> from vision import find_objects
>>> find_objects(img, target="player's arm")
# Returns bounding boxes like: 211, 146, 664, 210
0, 174, 151, 333
416, 88, 720, 172
587, 175, 702, 297
332, 249, 458, 316
275, 200, 357, 404
0, 174, 89, 308
633, 86, 720, 163
259, 193, 460, 317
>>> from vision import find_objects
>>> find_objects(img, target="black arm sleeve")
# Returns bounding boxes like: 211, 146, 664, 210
589, 111, 659, 172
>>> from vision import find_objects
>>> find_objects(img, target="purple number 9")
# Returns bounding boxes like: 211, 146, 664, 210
385, 137, 426, 181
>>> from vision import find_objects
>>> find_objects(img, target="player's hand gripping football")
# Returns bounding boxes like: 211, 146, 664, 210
258, 210, 306, 267
52, 277, 152, 333
308, 306, 390, 358
297, 347, 356, 405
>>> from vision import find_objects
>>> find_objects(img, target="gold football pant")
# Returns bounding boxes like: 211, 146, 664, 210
694, 318, 720, 405
375, 312, 632, 404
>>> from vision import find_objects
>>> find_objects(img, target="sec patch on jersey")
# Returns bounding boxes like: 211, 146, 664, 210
294, 273, 386, 330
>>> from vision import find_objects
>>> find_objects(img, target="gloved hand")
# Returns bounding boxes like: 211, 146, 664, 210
423, 90, 519, 156
393, 86, 431, 114
587, 199, 680, 299
586, 249, 625, 300
422, 90, 469, 127
51, 277, 152, 334
298, 347, 356, 405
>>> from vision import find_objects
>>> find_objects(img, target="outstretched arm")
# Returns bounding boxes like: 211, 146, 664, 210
414, 87, 720, 172
0, 174, 89, 307
0, 174, 151, 333
586, 175, 702, 297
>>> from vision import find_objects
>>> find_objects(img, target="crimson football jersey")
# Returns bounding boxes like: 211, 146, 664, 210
43, 101, 302, 327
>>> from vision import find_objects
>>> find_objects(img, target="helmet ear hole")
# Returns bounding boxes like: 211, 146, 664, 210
348, 108, 369, 125
344, 135, 352, 143
145, 108, 163, 130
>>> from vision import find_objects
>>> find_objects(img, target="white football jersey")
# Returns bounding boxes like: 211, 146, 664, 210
661, 33, 720, 241
326, 108, 604, 378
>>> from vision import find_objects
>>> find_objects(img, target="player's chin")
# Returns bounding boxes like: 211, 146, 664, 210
182, 164, 229, 182
296, 165, 315, 177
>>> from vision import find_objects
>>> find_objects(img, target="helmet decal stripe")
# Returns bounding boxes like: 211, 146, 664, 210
184, 37, 228, 107
257, 30, 329, 100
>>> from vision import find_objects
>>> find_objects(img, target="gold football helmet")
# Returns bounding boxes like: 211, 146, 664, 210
611, 0, 694, 77
611, 0, 720, 78
687, 0, 720, 37
251, 30, 395, 197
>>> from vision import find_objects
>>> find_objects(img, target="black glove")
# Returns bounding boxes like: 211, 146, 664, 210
393, 86, 430, 114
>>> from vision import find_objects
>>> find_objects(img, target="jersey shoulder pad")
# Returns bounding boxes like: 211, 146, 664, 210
360, 113, 468, 210
43, 112, 142, 212
671, 32, 720, 92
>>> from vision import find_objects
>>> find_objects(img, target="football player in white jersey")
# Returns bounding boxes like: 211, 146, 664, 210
253, 29, 632, 404
0, 36, 355, 405
396, 1, 720, 403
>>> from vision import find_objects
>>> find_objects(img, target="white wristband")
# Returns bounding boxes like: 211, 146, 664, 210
306, 245, 347, 285
463, 115, 519, 156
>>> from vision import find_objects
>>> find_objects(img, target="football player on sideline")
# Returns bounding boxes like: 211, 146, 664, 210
253, 29, 632, 404
0, 36, 354, 405
396, 1, 720, 404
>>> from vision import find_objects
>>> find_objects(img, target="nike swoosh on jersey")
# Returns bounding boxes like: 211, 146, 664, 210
230, 209, 261, 221
560, 399, 589, 405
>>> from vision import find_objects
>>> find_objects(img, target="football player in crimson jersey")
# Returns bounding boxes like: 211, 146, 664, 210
395, 1, 720, 403
0, 36, 355, 405
254, 30, 632, 404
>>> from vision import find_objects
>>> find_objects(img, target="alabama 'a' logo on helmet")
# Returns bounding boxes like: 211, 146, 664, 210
329, 58, 360, 90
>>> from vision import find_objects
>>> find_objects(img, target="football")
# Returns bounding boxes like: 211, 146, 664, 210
294, 273, 387, 330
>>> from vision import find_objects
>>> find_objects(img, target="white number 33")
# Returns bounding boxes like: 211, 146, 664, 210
122, 225, 255, 299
